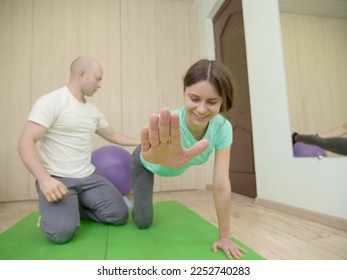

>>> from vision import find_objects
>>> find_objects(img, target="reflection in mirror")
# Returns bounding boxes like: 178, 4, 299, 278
278, 0, 347, 157
292, 123, 347, 157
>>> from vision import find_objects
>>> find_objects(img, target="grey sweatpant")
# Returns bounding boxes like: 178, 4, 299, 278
36, 171, 128, 244
131, 145, 154, 229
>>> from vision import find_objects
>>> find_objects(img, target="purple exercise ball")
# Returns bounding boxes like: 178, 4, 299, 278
293, 142, 327, 157
91, 146, 132, 196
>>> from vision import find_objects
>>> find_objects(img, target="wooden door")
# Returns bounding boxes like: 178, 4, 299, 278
213, 0, 257, 197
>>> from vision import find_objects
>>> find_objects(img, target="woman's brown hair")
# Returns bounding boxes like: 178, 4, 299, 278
183, 59, 234, 113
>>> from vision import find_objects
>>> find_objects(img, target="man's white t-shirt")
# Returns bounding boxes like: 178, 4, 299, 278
28, 86, 108, 178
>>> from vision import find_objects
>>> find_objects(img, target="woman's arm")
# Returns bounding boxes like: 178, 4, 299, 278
212, 146, 232, 240
211, 146, 247, 259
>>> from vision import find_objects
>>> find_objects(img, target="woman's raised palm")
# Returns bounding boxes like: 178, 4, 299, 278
141, 108, 209, 168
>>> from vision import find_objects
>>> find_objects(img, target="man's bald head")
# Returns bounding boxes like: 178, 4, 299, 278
67, 56, 103, 101
70, 56, 102, 77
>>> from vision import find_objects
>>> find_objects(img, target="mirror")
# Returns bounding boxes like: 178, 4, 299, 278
278, 0, 347, 157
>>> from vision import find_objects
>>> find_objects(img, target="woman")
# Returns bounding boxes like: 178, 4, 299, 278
131, 59, 247, 259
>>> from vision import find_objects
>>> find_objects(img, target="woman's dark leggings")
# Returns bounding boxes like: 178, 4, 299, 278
131, 145, 154, 229
296, 134, 347, 156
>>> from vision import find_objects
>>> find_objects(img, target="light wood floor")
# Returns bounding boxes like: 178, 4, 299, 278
1, 189, 346, 260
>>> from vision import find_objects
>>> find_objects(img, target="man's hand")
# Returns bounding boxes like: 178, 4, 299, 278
141, 108, 209, 168
38, 176, 69, 203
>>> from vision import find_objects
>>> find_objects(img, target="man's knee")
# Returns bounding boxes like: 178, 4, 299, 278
41, 220, 78, 244
101, 202, 129, 225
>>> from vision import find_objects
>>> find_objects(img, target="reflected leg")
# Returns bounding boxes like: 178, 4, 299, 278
296, 134, 347, 155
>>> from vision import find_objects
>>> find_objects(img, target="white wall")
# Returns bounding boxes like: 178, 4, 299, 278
193, 0, 224, 59
195, 0, 347, 220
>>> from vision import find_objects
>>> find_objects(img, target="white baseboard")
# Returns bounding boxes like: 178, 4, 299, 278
255, 197, 347, 232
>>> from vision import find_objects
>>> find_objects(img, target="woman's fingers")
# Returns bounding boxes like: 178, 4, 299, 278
148, 108, 181, 146
141, 127, 151, 151
186, 139, 210, 159
159, 108, 170, 144
169, 113, 181, 145
148, 114, 160, 147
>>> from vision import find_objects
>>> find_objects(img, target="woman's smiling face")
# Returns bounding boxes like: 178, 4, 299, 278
184, 80, 222, 130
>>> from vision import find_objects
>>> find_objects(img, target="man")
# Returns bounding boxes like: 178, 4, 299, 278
17, 56, 140, 243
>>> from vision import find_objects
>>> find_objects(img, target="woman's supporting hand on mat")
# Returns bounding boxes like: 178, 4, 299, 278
212, 238, 248, 259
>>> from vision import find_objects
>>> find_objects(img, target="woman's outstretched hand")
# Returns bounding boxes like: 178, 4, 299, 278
141, 108, 209, 168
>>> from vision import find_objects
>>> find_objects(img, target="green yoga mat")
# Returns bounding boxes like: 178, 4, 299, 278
0, 201, 264, 260
0, 212, 109, 260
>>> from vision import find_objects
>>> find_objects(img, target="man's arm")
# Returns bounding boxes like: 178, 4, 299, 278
17, 121, 69, 202
96, 125, 140, 146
